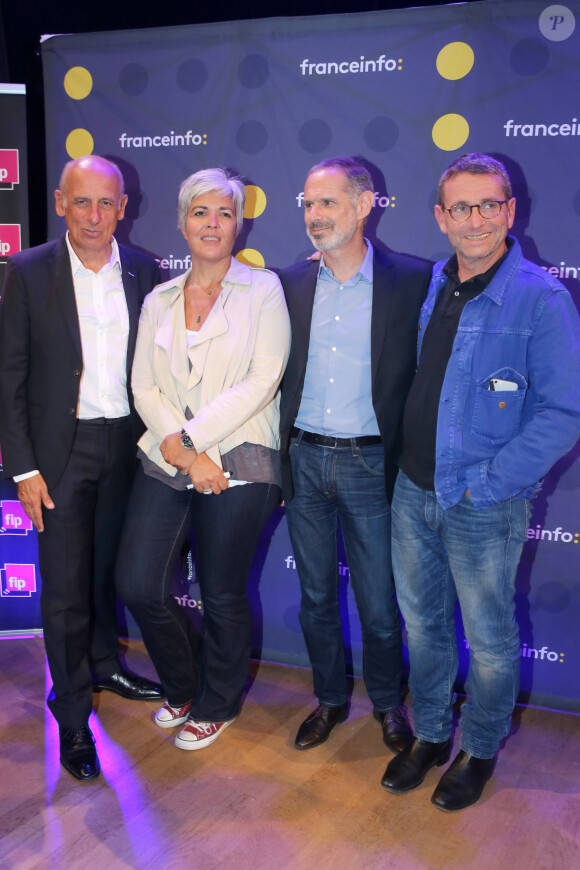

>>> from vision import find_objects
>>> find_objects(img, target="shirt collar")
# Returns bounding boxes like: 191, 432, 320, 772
319, 238, 373, 285
442, 238, 512, 290
66, 231, 121, 276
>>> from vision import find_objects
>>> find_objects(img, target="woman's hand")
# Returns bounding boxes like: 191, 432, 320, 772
188, 452, 230, 495
160, 432, 196, 474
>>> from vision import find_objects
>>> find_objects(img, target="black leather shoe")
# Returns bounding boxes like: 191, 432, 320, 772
375, 705, 413, 753
59, 725, 100, 781
294, 703, 349, 750
381, 736, 451, 793
93, 669, 164, 701
431, 749, 496, 811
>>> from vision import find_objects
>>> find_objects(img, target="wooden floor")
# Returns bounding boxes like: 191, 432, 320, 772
0, 637, 579, 870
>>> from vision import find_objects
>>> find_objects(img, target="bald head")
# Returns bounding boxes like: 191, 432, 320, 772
58, 156, 125, 207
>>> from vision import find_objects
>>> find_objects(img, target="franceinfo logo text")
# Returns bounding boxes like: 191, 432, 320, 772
296, 191, 395, 208
504, 118, 580, 137
299, 55, 402, 76
118, 130, 207, 149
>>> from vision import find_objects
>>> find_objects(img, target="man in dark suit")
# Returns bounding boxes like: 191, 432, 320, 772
279, 156, 431, 753
0, 155, 163, 781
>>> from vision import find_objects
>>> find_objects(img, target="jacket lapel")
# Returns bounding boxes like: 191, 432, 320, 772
370, 248, 395, 389
53, 237, 83, 359
290, 260, 318, 376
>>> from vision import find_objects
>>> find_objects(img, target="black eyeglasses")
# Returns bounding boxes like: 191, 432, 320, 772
444, 200, 507, 223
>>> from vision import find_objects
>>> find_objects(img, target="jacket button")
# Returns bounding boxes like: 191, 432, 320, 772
499, 401, 506, 409
69, 408, 76, 415
73, 369, 81, 377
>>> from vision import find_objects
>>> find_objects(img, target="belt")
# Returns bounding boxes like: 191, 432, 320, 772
77, 416, 131, 427
290, 427, 382, 449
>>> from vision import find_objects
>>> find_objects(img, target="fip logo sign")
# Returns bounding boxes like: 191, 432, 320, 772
0, 563, 37, 597
1, 500, 33, 535
0, 149, 19, 188
0, 224, 21, 259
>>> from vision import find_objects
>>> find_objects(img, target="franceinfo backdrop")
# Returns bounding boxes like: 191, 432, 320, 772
14, 0, 577, 709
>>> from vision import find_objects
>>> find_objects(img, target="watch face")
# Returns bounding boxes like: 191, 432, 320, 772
181, 429, 194, 449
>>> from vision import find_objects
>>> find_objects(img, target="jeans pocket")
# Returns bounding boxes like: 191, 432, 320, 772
355, 446, 385, 477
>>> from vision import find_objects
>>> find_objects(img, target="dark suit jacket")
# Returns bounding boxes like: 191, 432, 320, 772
0, 236, 160, 490
278, 247, 432, 502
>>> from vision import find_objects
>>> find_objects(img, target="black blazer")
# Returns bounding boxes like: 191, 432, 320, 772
0, 236, 160, 489
278, 246, 432, 502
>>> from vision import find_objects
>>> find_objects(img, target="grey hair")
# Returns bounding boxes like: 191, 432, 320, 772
177, 168, 246, 235
307, 155, 374, 202
437, 153, 512, 205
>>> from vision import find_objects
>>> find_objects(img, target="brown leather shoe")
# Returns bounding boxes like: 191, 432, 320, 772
294, 703, 349, 750
381, 736, 451, 793
431, 750, 496, 811
375, 705, 413, 753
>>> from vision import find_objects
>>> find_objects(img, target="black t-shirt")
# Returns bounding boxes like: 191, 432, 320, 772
399, 250, 508, 491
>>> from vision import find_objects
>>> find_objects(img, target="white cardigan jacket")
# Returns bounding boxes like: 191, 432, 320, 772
132, 257, 291, 477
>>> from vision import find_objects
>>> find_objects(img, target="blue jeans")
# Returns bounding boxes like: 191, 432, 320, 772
285, 434, 403, 712
117, 465, 280, 721
391, 471, 530, 758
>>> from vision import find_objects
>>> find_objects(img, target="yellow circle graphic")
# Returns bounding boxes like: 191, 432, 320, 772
64, 67, 93, 100
432, 114, 470, 151
244, 185, 267, 219
436, 42, 475, 80
236, 248, 265, 268
65, 129, 95, 159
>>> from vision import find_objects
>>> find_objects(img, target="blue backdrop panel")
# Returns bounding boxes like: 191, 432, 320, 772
4, 0, 575, 708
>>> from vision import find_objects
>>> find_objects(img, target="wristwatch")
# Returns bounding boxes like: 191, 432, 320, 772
180, 428, 194, 450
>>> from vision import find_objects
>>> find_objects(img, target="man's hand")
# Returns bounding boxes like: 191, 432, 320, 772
160, 432, 196, 474
188, 453, 230, 495
16, 474, 55, 533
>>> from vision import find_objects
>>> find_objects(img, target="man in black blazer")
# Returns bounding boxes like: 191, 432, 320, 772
279, 156, 431, 754
0, 155, 162, 781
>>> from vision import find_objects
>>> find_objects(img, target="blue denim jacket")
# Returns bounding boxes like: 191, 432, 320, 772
420, 237, 580, 509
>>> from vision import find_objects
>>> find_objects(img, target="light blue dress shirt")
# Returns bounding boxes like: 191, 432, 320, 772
295, 240, 380, 438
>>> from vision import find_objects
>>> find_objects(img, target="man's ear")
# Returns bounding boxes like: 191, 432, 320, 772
357, 190, 373, 222
54, 189, 66, 217
434, 204, 449, 235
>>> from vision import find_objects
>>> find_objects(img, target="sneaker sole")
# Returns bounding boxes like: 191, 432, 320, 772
174, 718, 235, 751
155, 713, 190, 729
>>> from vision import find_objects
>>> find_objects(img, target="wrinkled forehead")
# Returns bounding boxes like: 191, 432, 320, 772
441, 172, 505, 205
304, 167, 352, 198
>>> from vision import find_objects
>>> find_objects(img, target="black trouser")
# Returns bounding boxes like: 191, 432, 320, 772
39, 417, 136, 728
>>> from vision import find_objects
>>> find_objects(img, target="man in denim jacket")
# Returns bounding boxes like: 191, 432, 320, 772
381, 153, 580, 811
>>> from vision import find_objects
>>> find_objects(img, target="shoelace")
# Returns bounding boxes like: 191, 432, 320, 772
187, 721, 216, 736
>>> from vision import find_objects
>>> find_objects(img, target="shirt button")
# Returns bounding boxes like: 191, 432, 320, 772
499, 401, 507, 409
329, 378, 334, 383
335, 315, 340, 321
326, 408, 331, 414
331, 346, 336, 352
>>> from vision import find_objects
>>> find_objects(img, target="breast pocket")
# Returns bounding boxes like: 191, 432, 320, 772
471, 367, 527, 444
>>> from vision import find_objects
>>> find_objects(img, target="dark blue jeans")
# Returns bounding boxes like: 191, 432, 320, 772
285, 434, 404, 712
116, 465, 280, 721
